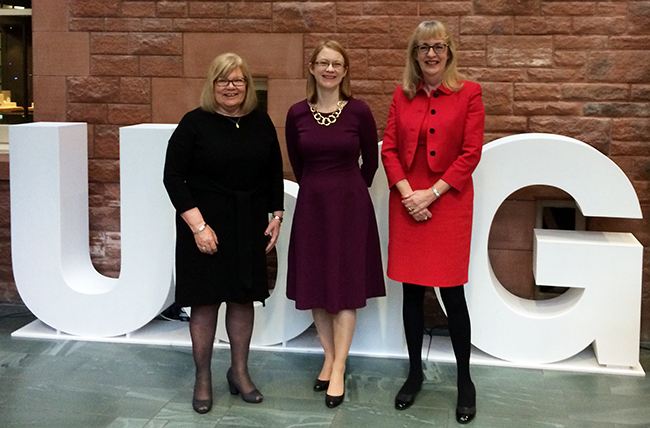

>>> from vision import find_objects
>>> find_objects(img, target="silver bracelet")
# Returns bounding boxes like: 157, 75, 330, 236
272, 215, 283, 223
432, 187, 441, 198
193, 223, 207, 235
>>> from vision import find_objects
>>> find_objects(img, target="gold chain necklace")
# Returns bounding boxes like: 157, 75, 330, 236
309, 101, 346, 126
224, 116, 242, 129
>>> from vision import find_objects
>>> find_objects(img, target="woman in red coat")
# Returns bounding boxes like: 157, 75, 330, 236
381, 21, 485, 424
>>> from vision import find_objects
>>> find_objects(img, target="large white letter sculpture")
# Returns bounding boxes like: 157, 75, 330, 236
10, 124, 643, 368
10, 123, 177, 337
469, 133, 643, 367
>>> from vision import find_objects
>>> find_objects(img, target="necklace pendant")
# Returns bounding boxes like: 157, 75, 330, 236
235, 123, 239, 129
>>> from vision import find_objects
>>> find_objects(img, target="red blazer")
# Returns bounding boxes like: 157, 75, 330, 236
381, 81, 485, 191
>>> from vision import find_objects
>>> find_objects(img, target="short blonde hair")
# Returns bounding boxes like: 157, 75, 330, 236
200, 53, 257, 115
306, 40, 352, 105
402, 20, 463, 100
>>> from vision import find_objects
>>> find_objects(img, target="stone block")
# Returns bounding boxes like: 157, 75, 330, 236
554, 51, 587, 67
91, 55, 139, 76
632, 85, 650, 101
173, 19, 220, 32
473, 0, 541, 15
157, 1, 188, 17
337, 15, 391, 34
610, 36, 650, 50
587, 51, 650, 83
272, 2, 335, 32
105, 18, 142, 32
88, 160, 120, 183
364, 2, 418, 15
419, 1, 473, 16
541, 1, 596, 16
122, 1, 156, 18
120, 77, 151, 104
484, 115, 527, 133
481, 82, 513, 115
514, 83, 561, 101
69, 18, 105, 31
91, 33, 131, 55
459, 35, 487, 50
368, 49, 405, 67
33, 0, 69, 32
463, 67, 526, 82
611, 141, 650, 157
460, 16, 513, 35
514, 101, 582, 116
70, 0, 120, 17
94, 125, 120, 159
151, 77, 204, 124
458, 51, 486, 67
514, 17, 571, 35
130, 33, 183, 55
348, 33, 390, 49
573, 17, 627, 35
189, 2, 227, 18
67, 103, 108, 124
561, 83, 629, 101
107, 104, 152, 125
267, 79, 306, 127
228, 2, 272, 19
67, 76, 120, 103
629, 2, 650, 34
33, 32, 90, 76
555, 35, 607, 50
612, 119, 650, 142
527, 68, 585, 82
221, 19, 272, 33
33, 76, 67, 122
487, 36, 553, 68
584, 103, 650, 118
142, 19, 174, 32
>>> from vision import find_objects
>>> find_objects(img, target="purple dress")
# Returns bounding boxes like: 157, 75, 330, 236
285, 98, 386, 313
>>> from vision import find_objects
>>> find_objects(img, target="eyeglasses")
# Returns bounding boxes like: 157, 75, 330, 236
415, 43, 448, 55
214, 78, 247, 88
312, 60, 346, 71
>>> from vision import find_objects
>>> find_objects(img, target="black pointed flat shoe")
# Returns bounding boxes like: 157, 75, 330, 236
394, 387, 420, 410
325, 392, 344, 408
456, 405, 476, 424
313, 378, 330, 392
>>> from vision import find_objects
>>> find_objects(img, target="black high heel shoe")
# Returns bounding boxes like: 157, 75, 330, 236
394, 375, 423, 410
192, 397, 213, 414
313, 378, 330, 392
226, 368, 263, 403
325, 392, 344, 408
455, 381, 476, 424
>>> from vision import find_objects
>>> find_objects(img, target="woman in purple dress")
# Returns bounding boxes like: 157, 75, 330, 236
285, 40, 386, 408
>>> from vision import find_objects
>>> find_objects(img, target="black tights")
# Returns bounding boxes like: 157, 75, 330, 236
401, 283, 475, 406
190, 302, 257, 400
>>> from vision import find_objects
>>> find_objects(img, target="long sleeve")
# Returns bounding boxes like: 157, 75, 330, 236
163, 113, 198, 214
381, 88, 407, 188
439, 83, 485, 192
357, 100, 379, 187
264, 113, 285, 212
285, 105, 304, 184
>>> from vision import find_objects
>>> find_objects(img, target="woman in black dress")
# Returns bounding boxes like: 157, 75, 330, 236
164, 53, 284, 414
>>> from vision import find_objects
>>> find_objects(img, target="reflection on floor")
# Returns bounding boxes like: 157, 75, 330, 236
1, 304, 649, 428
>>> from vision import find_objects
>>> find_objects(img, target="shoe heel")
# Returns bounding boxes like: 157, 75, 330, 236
226, 368, 239, 395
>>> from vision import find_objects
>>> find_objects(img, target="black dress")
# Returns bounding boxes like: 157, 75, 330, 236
163, 107, 284, 306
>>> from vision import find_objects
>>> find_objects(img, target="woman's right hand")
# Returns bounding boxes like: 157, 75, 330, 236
194, 225, 218, 255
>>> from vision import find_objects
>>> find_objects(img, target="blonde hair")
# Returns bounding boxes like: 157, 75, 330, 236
306, 40, 352, 105
200, 53, 257, 115
402, 20, 463, 100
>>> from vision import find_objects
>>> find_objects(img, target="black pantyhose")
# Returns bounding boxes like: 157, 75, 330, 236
400, 283, 475, 409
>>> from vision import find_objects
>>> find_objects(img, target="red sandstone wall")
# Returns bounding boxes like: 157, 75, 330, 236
3, 0, 647, 340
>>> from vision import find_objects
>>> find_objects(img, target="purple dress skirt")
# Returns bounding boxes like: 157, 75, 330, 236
285, 98, 386, 314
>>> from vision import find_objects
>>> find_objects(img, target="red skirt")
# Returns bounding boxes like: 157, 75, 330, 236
387, 144, 474, 287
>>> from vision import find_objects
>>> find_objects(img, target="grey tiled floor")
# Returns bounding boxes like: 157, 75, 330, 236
1, 304, 649, 428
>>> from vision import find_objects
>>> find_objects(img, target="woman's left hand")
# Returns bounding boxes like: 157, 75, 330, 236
264, 217, 282, 253
402, 189, 435, 221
